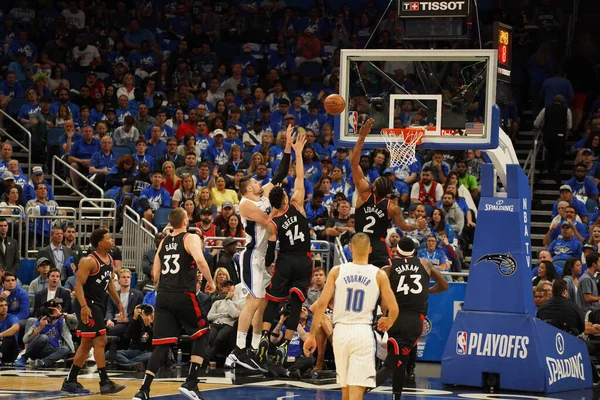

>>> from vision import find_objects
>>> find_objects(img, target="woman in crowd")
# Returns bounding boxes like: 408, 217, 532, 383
303, 146, 322, 184
532, 260, 559, 287
48, 65, 70, 93
182, 198, 201, 226
212, 267, 232, 300
318, 176, 335, 209
166, 108, 185, 133
220, 214, 244, 239
177, 133, 201, 158
248, 152, 266, 176
103, 85, 118, 109
195, 187, 218, 218
172, 174, 199, 208
223, 145, 249, 179
55, 104, 73, 128
161, 161, 180, 197
117, 73, 137, 100
429, 207, 456, 244
211, 174, 238, 208
0, 186, 25, 227
105, 154, 138, 200
561, 258, 583, 300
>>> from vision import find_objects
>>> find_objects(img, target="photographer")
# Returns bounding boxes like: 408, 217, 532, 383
112, 304, 154, 371
0, 297, 20, 364
15, 298, 74, 368
207, 280, 242, 362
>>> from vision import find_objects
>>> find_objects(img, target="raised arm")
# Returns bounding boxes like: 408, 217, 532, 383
390, 201, 425, 232
290, 131, 307, 213
421, 258, 449, 294
263, 125, 294, 197
239, 200, 273, 229
351, 118, 374, 201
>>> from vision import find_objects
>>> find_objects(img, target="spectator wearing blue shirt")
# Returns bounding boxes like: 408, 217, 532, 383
0, 71, 25, 101
270, 98, 291, 132
89, 136, 118, 190
302, 101, 329, 134
305, 190, 329, 239
17, 88, 40, 129
131, 40, 159, 74
146, 126, 167, 158
0, 296, 20, 364
68, 126, 100, 192
252, 164, 272, 186
138, 171, 172, 222
552, 185, 589, 224
422, 151, 450, 184
303, 147, 322, 185
223, 126, 244, 149
258, 105, 279, 135
8, 51, 33, 81
541, 65, 574, 108
7, 31, 37, 62
144, 110, 174, 142
292, 77, 319, 109
59, 121, 82, 156
383, 169, 410, 205
50, 88, 81, 121
332, 149, 351, 180
204, 129, 230, 167
417, 235, 452, 282
231, 43, 258, 71
1, 271, 29, 320
268, 44, 297, 79
22, 166, 54, 204
116, 94, 136, 125
284, 173, 313, 205
170, 4, 194, 38
544, 205, 587, 247
566, 163, 599, 212
289, 95, 309, 122
124, 19, 157, 51
133, 139, 155, 172
548, 222, 583, 268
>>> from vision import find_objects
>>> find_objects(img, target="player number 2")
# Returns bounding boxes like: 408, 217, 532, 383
285, 225, 305, 245
345, 288, 365, 312
363, 216, 376, 234
162, 254, 181, 274
396, 274, 423, 295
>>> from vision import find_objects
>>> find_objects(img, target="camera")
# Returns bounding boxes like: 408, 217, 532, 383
280, 301, 292, 316
37, 298, 63, 320
366, 95, 385, 112
136, 304, 154, 316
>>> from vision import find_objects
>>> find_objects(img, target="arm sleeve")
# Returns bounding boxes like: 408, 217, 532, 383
270, 152, 291, 185
265, 240, 277, 267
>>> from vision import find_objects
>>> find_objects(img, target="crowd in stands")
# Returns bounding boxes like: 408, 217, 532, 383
0, 0, 596, 377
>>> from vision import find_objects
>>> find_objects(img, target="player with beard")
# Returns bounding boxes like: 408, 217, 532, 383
351, 119, 426, 267
228, 124, 295, 371
374, 237, 449, 399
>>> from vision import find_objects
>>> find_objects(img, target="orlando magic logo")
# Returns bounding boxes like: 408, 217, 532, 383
475, 253, 517, 276
422, 317, 432, 336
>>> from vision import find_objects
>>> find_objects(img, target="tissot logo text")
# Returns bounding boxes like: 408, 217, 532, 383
546, 353, 585, 385
418, 1, 466, 11
457, 332, 529, 359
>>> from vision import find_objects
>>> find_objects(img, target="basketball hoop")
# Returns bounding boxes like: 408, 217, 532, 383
381, 128, 425, 168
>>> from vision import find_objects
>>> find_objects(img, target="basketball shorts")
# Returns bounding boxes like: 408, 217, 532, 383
152, 291, 209, 345
386, 312, 425, 366
266, 252, 313, 303
333, 324, 377, 388
74, 299, 107, 339
369, 239, 391, 268
240, 247, 271, 298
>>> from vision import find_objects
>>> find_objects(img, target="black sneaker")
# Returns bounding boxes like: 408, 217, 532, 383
178, 381, 205, 400
406, 366, 416, 381
132, 389, 150, 400
272, 345, 287, 366
61, 379, 90, 394
230, 347, 261, 371
99, 379, 126, 394
256, 337, 270, 364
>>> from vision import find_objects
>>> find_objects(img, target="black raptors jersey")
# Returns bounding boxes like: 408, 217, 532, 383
389, 256, 430, 316
84, 252, 114, 303
356, 194, 390, 266
273, 203, 311, 253
158, 233, 197, 293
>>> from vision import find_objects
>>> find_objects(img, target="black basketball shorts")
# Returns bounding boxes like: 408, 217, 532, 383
266, 252, 313, 303
370, 238, 392, 268
152, 291, 209, 345
386, 312, 425, 366
74, 299, 107, 339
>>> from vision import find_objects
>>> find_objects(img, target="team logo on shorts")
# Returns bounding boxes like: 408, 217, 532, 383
422, 317, 432, 336
456, 331, 467, 355
474, 253, 517, 276
87, 317, 95, 328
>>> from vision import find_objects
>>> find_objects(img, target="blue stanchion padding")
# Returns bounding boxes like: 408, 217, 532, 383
441, 311, 592, 393
18, 259, 35, 286
417, 282, 466, 362
441, 163, 592, 392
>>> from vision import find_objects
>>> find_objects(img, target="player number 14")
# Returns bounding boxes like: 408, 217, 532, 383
396, 274, 423, 294
285, 225, 305, 245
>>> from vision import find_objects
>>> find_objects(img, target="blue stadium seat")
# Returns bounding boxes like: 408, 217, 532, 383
63, 72, 84, 91
47, 128, 63, 145
243, 150, 253, 163
7, 98, 28, 118
153, 207, 172, 230
124, 142, 136, 153
298, 62, 323, 79
112, 146, 132, 158
19, 80, 33, 90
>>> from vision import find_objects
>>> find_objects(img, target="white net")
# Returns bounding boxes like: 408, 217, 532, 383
381, 128, 425, 168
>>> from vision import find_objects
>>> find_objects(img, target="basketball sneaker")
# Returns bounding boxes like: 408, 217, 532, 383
229, 347, 261, 371
179, 381, 206, 400
273, 343, 288, 366
256, 336, 270, 364
132, 389, 149, 400
224, 353, 236, 369
61, 379, 90, 394
99, 379, 126, 394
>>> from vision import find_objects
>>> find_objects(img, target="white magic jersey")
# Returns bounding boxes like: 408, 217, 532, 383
239, 196, 272, 254
333, 262, 380, 325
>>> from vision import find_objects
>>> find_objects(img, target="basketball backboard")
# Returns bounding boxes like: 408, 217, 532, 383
333, 49, 500, 151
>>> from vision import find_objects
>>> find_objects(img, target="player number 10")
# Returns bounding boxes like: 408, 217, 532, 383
345, 288, 365, 312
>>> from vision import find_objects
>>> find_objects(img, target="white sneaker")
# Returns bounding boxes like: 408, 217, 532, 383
86, 349, 96, 363
224, 354, 236, 369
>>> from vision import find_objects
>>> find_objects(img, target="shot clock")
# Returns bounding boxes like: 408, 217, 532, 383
493, 22, 513, 83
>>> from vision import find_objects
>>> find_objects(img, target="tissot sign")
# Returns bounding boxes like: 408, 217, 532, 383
398, 0, 470, 18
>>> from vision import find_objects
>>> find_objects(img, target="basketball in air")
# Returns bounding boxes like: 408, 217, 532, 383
324, 94, 346, 115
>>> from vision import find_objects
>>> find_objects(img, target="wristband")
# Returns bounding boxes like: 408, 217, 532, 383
81, 304, 89, 309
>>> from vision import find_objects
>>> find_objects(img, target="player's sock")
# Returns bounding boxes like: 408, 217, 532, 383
140, 373, 154, 392
185, 362, 201, 384
67, 364, 81, 383
98, 367, 109, 384
252, 333, 261, 349
236, 332, 247, 349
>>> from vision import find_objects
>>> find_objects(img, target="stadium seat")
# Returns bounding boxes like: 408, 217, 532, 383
63, 72, 84, 91
112, 146, 132, 158
298, 62, 323, 79
47, 128, 64, 145
153, 207, 173, 230
7, 98, 28, 118
19, 80, 33, 90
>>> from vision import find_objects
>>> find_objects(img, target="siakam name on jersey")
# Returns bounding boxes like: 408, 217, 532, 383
456, 331, 529, 359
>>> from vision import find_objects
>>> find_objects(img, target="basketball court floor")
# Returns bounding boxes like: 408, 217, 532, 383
0, 363, 596, 400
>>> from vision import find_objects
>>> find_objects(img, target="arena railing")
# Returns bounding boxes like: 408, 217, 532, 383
522, 130, 543, 192
122, 205, 156, 278
25, 206, 77, 258
51, 155, 104, 199
0, 109, 32, 174
0, 205, 25, 258
77, 198, 117, 248
334, 237, 348, 265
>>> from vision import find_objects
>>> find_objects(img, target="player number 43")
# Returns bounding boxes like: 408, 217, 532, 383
162, 254, 181, 274
285, 225, 305, 245
396, 274, 423, 295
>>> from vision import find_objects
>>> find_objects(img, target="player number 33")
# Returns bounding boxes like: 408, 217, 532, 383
162, 254, 181, 274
